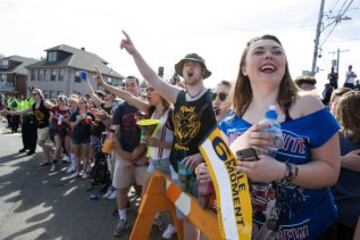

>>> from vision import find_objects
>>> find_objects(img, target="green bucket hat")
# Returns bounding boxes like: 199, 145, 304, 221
175, 53, 211, 79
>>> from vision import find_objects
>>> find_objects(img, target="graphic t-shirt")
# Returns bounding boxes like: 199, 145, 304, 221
32, 100, 50, 129
219, 108, 339, 240
112, 101, 141, 152
170, 90, 217, 171
50, 106, 69, 132
331, 133, 360, 228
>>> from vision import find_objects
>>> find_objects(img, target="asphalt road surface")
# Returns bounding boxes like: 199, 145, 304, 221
0, 121, 168, 240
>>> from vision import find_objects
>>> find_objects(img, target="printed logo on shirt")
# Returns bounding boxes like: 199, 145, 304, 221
174, 105, 201, 151
33, 109, 45, 124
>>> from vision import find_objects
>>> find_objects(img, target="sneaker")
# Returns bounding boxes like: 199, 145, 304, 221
113, 219, 130, 237
102, 187, 113, 199
19, 148, 27, 153
107, 190, 117, 200
162, 224, 177, 239
62, 155, 70, 163
66, 165, 76, 173
49, 163, 57, 172
26, 150, 35, 155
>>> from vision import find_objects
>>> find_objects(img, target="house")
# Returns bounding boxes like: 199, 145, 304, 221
26, 44, 123, 98
0, 56, 38, 97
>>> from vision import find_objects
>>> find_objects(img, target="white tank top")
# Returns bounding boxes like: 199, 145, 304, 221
150, 109, 173, 160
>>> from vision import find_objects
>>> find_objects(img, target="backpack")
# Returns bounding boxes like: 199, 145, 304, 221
90, 154, 111, 186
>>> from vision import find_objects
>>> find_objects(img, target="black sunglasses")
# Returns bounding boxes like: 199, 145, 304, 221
146, 87, 154, 92
212, 92, 228, 101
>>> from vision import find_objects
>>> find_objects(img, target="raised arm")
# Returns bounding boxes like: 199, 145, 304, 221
43, 100, 55, 110
94, 66, 150, 114
85, 75, 105, 107
120, 31, 180, 104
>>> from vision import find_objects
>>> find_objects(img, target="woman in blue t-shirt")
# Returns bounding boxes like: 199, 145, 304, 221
332, 91, 360, 240
219, 35, 340, 240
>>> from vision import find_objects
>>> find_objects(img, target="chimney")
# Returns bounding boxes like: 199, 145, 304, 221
81, 47, 85, 51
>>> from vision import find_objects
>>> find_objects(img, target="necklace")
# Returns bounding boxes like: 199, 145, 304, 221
187, 87, 205, 99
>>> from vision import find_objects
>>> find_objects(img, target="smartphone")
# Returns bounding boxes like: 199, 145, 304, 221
236, 148, 259, 162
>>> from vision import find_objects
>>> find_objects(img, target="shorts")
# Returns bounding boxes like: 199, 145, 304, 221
52, 128, 67, 138
112, 153, 147, 189
147, 158, 173, 175
72, 138, 90, 145
37, 127, 50, 142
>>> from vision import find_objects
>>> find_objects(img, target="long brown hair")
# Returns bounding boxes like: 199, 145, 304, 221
233, 35, 298, 116
335, 91, 360, 142
32, 88, 45, 100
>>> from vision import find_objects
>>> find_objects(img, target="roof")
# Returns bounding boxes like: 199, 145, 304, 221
0, 55, 38, 75
26, 44, 123, 79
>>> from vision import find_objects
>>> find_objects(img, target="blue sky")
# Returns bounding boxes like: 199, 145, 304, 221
1, 0, 359, 90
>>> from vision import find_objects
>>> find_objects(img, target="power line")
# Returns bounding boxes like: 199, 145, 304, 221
319, 0, 354, 48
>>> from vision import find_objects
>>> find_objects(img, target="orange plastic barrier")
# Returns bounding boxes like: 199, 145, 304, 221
129, 171, 221, 240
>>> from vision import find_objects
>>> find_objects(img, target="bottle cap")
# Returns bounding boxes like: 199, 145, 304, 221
265, 105, 278, 120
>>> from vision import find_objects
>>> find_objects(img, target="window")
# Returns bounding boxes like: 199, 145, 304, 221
58, 69, 64, 81
74, 71, 81, 83
51, 69, 57, 81
39, 69, 43, 81
107, 77, 112, 84
0, 74, 7, 82
49, 90, 54, 98
0, 60, 9, 69
44, 69, 50, 81
57, 91, 64, 96
43, 90, 48, 99
48, 52, 57, 62
30, 70, 36, 81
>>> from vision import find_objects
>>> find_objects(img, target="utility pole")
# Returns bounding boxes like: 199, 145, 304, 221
311, 0, 325, 76
329, 48, 349, 73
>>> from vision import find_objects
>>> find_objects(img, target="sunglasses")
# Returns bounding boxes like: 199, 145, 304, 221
146, 87, 154, 92
212, 92, 228, 101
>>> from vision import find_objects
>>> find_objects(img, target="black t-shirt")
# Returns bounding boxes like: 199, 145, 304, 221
112, 101, 141, 152
169, 89, 216, 171
32, 100, 50, 129
69, 111, 94, 141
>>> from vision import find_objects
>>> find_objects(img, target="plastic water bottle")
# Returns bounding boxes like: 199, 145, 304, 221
252, 105, 283, 240
259, 105, 284, 156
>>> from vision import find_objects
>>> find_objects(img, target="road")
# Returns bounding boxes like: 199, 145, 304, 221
0, 121, 167, 240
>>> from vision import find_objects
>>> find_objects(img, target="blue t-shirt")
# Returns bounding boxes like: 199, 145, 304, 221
219, 108, 339, 240
331, 133, 360, 228
112, 101, 141, 152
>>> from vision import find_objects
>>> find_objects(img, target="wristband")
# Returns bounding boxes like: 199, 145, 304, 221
282, 162, 299, 183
